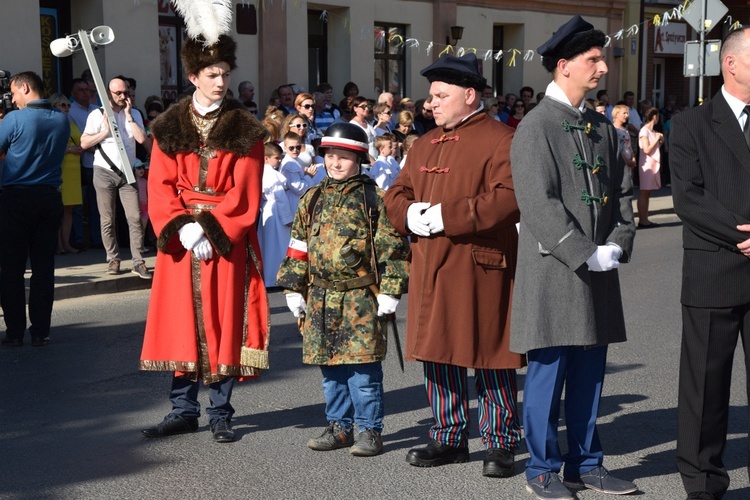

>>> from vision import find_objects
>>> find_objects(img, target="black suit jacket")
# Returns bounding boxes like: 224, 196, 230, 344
671, 91, 750, 307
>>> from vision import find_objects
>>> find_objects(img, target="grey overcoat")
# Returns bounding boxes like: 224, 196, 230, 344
509, 97, 635, 354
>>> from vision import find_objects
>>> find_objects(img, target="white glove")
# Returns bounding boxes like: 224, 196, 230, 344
422, 203, 444, 234
192, 236, 213, 261
286, 292, 307, 318
178, 222, 204, 251
377, 294, 399, 316
406, 202, 431, 237
586, 244, 622, 272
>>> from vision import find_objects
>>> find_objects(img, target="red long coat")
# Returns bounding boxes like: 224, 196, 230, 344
384, 111, 524, 369
140, 99, 269, 383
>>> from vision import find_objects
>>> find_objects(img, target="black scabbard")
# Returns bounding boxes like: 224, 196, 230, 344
385, 313, 404, 371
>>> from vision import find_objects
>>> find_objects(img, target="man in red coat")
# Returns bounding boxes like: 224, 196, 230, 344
384, 53, 523, 477
139, 34, 268, 443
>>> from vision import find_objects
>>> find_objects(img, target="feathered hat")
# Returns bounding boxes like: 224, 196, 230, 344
173, 0, 237, 75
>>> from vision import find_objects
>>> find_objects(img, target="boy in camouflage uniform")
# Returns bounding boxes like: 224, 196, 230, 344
276, 123, 409, 457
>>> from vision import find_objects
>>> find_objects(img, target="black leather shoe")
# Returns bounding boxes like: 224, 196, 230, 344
31, 337, 50, 347
686, 493, 715, 500
211, 420, 235, 443
1, 336, 23, 347
482, 448, 514, 477
141, 415, 199, 438
406, 440, 469, 467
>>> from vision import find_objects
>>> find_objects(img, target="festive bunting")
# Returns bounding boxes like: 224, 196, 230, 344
148, 0, 744, 70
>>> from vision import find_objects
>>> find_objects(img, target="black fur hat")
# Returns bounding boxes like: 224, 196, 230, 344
181, 35, 237, 76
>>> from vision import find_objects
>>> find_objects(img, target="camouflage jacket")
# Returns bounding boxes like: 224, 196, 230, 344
276, 174, 410, 365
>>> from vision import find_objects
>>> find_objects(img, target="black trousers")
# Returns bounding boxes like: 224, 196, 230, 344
677, 304, 750, 498
0, 186, 63, 340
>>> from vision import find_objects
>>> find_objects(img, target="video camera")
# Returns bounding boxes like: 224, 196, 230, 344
0, 70, 13, 114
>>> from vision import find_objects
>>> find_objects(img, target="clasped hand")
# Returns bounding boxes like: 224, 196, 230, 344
407, 202, 443, 236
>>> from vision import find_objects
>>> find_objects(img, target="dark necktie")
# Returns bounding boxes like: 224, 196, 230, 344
744, 105, 750, 147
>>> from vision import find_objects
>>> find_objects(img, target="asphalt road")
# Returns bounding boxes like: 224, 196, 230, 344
1, 221, 748, 499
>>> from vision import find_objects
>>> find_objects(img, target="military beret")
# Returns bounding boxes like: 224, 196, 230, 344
538, 15, 606, 72
420, 53, 487, 91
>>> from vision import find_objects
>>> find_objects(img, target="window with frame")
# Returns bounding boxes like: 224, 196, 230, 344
374, 23, 406, 97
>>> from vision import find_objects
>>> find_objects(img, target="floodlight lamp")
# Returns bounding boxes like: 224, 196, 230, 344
50, 35, 79, 58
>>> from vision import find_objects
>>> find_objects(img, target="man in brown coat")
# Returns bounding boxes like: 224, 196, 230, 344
384, 53, 523, 478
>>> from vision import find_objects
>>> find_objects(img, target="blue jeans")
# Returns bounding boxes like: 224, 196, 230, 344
169, 376, 235, 424
319, 362, 384, 433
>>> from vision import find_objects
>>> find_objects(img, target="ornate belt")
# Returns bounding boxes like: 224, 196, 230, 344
185, 203, 216, 213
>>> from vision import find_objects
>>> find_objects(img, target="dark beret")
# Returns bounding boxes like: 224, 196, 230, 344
538, 16, 606, 72
420, 53, 487, 91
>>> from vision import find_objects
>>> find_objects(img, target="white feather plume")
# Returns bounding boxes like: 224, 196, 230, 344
173, 0, 233, 46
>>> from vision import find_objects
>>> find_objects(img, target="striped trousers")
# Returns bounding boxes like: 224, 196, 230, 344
423, 361, 520, 450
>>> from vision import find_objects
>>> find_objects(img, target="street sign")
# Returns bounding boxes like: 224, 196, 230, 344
684, 40, 721, 77
681, 0, 728, 34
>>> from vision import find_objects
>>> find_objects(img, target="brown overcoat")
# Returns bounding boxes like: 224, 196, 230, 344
384, 111, 524, 369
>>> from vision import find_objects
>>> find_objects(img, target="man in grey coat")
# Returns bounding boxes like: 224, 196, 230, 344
509, 16, 637, 500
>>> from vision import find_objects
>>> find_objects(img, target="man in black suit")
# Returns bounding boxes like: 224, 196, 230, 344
671, 26, 750, 500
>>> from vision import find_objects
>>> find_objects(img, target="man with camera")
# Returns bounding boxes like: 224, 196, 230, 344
80, 76, 151, 279
0, 71, 69, 347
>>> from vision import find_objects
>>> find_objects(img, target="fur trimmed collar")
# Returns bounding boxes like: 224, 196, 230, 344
151, 98, 266, 156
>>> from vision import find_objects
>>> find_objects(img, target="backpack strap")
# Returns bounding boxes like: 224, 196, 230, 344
303, 186, 322, 286
363, 182, 380, 285
95, 107, 127, 181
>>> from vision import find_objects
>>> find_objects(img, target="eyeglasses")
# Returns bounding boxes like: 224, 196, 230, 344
110, 90, 128, 97
290, 123, 308, 129
300, 104, 314, 109
287, 145, 303, 152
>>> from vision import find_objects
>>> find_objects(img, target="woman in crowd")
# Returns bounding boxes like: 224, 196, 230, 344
348, 96, 377, 162
637, 107, 663, 228
482, 98, 501, 121
612, 104, 636, 170
343, 81, 359, 99
49, 93, 83, 255
294, 93, 320, 142
506, 100, 525, 129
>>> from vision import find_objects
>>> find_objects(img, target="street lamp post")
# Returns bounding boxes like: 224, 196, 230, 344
50, 27, 136, 184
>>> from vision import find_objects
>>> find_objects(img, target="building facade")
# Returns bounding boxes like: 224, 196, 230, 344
4, 0, 635, 110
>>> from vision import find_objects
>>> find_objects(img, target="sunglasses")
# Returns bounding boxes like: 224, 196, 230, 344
110, 90, 129, 97
515, 104, 524, 108
300, 104, 314, 110
287, 145, 303, 152
148, 114, 159, 120
58, 103, 71, 108
381, 110, 392, 115
290, 123, 309, 130
357, 105, 372, 110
